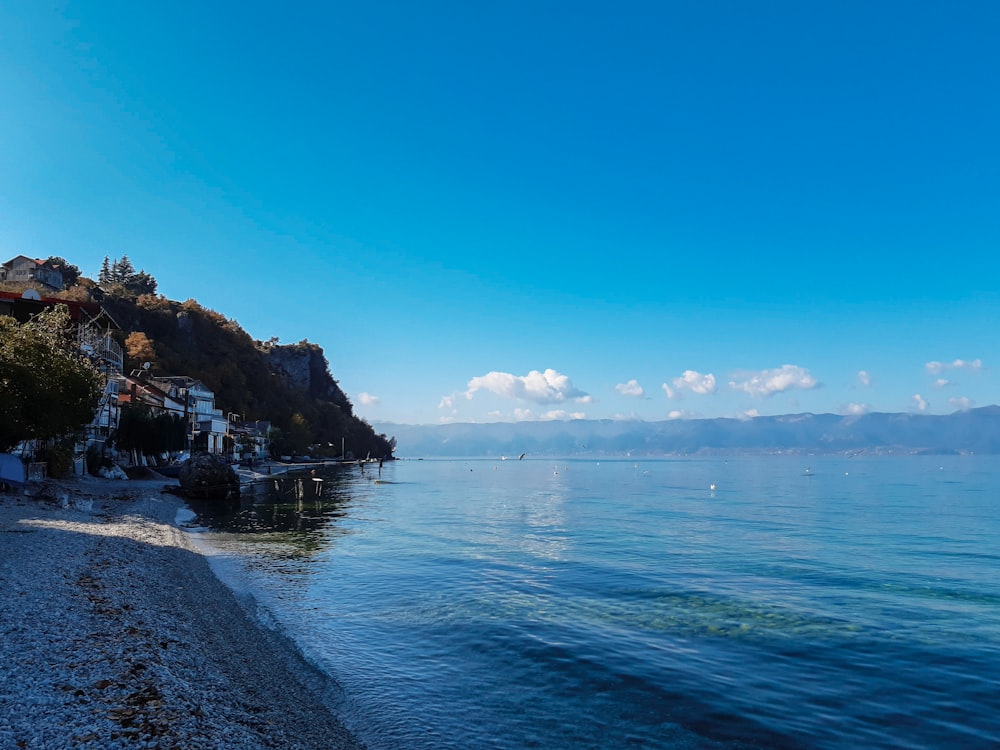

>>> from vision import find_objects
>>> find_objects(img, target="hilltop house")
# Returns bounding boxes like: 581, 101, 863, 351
1, 255, 64, 290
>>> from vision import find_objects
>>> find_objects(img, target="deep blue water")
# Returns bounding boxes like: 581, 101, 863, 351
191, 456, 1000, 749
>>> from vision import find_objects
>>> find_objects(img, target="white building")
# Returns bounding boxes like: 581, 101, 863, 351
149, 376, 229, 454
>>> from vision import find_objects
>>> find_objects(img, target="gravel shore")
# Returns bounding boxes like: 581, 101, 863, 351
0, 476, 365, 750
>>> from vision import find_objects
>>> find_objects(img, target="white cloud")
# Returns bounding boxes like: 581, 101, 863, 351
666, 409, 693, 420
842, 402, 870, 415
357, 392, 380, 406
949, 396, 974, 411
742, 409, 760, 419
933, 378, 951, 389
615, 379, 644, 397
926, 358, 982, 375
542, 410, 586, 421
667, 370, 717, 397
857, 370, 871, 387
912, 394, 929, 412
728, 364, 819, 398
466, 368, 591, 405
511, 408, 587, 421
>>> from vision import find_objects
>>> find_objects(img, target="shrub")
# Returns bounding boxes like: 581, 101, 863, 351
45, 444, 74, 479
86, 444, 107, 477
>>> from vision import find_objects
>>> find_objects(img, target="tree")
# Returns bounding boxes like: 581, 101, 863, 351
124, 331, 157, 367
113, 256, 135, 283
0, 306, 103, 452
44, 256, 81, 288
114, 405, 186, 455
126, 269, 157, 296
97, 256, 159, 298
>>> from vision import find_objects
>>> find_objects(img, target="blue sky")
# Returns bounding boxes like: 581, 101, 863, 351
2, 2, 998, 425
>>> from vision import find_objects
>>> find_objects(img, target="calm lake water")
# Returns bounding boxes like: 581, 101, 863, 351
190, 456, 1000, 749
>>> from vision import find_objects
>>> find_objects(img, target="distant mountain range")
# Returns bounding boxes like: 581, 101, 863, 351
376, 406, 1000, 457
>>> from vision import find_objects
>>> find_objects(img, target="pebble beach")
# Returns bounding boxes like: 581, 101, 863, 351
0, 475, 365, 750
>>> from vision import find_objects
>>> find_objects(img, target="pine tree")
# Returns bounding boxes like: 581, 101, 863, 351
126, 270, 158, 296
99, 256, 111, 284
113, 255, 135, 283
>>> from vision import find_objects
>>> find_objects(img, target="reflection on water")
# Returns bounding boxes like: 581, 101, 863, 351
190, 466, 358, 557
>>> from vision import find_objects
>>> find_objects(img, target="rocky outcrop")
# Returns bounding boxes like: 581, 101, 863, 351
178, 452, 240, 501
266, 343, 353, 414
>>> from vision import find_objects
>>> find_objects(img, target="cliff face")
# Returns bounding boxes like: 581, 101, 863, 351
266, 343, 353, 414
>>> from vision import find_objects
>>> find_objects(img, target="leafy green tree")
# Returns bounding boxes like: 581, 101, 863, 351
115, 405, 186, 455
0, 306, 103, 451
267, 426, 284, 457
287, 412, 312, 454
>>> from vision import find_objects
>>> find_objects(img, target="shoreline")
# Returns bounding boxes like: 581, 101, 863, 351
0, 475, 365, 749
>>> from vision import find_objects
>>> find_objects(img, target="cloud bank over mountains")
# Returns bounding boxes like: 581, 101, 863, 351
428, 357, 984, 424
380, 406, 1000, 458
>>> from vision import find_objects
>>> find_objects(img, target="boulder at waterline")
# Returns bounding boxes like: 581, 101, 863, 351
178, 452, 240, 501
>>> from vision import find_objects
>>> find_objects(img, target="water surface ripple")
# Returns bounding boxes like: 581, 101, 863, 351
193, 456, 1000, 749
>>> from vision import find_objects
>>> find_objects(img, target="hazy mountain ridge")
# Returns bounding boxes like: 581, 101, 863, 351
377, 406, 1000, 457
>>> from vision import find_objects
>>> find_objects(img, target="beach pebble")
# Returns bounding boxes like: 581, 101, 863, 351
0, 476, 363, 750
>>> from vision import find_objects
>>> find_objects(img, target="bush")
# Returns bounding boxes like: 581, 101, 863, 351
45, 444, 74, 479
86, 443, 110, 477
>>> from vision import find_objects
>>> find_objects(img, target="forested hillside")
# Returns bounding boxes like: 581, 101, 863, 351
103, 294, 393, 457
2, 259, 393, 459
101, 293, 394, 460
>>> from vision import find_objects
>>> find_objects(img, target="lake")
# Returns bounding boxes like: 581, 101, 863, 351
189, 455, 1000, 749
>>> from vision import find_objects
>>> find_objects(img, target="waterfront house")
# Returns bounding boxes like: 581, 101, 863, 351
231, 419, 271, 461
149, 376, 229, 454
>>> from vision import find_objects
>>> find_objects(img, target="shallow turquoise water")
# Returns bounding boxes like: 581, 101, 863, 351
193, 456, 1000, 749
